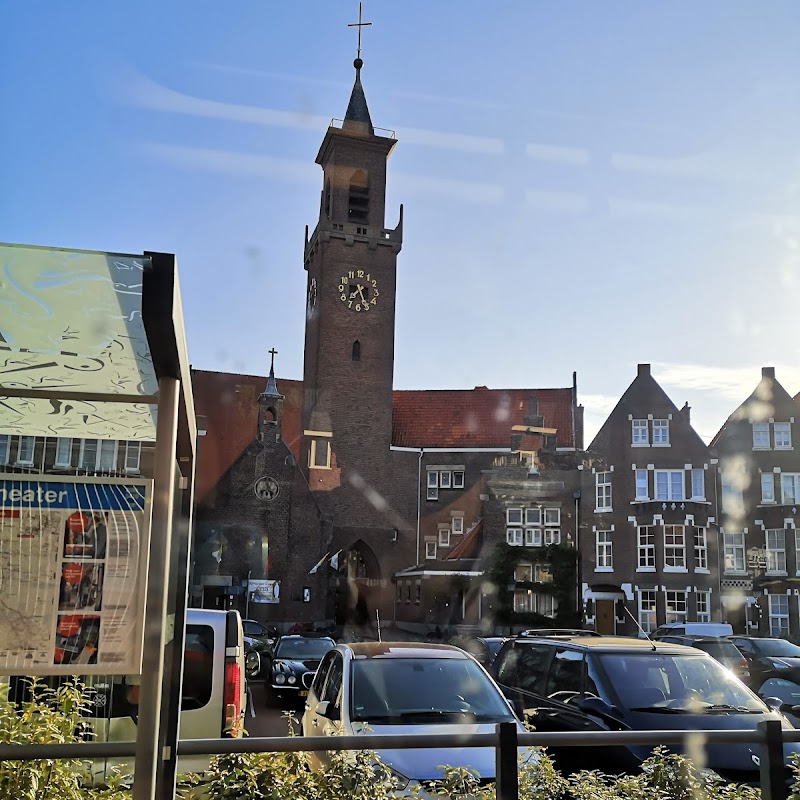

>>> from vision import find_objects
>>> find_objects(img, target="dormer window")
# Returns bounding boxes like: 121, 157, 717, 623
348, 170, 369, 224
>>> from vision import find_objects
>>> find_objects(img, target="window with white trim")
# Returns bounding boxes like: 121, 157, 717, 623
753, 422, 770, 449
438, 529, 450, 547
514, 563, 533, 582
596, 530, 613, 570
514, 591, 557, 616
775, 422, 792, 449
665, 590, 687, 624
693, 527, 708, 570
664, 525, 686, 569
768, 594, 789, 638
635, 469, 649, 500
78, 439, 117, 471
655, 470, 684, 501
724, 532, 745, 573
439, 470, 452, 489
525, 508, 541, 526
425, 541, 437, 560
16, 436, 35, 465
696, 591, 711, 623
781, 474, 800, 505
124, 441, 142, 473
525, 528, 542, 547
638, 526, 655, 569
691, 469, 705, 500
766, 529, 787, 573
544, 508, 560, 526
54, 437, 72, 468
632, 419, 649, 445
310, 439, 330, 469
652, 419, 669, 445
506, 528, 523, 546
595, 472, 612, 511
452, 516, 464, 535
427, 470, 438, 500
544, 529, 561, 545
535, 563, 552, 582
453, 471, 465, 488
761, 472, 775, 503
796, 530, 800, 575
507, 508, 523, 526
638, 590, 657, 632
721, 472, 745, 517
0, 435, 9, 465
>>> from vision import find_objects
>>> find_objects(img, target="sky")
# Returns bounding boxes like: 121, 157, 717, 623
3, 1, 800, 444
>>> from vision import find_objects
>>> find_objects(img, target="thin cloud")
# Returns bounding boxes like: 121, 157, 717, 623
194, 61, 349, 90
525, 189, 587, 214
526, 142, 590, 166
391, 88, 510, 113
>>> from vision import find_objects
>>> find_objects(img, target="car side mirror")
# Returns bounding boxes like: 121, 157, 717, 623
577, 696, 618, 721
245, 651, 261, 679
763, 696, 783, 711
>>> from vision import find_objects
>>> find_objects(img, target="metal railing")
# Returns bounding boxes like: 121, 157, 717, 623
0, 722, 798, 800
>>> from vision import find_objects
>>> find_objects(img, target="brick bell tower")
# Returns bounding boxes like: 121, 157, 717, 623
301, 53, 403, 538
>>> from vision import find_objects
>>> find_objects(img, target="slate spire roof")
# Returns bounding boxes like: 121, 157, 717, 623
259, 350, 284, 401
343, 58, 374, 135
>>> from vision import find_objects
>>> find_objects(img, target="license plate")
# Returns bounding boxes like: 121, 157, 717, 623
300, 690, 308, 697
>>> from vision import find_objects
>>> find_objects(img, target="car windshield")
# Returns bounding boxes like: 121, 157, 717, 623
275, 638, 334, 660
486, 640, 506, 659
754, 639, 800, 658
598, 653, 766, 713
350, 657, 516, 724
692, 640, 743, 665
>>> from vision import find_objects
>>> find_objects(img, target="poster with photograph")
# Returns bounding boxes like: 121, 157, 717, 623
0, 476, 151, 675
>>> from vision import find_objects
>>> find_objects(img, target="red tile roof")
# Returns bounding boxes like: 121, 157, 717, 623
392, 387, 574, 449
447, 520, 482, 560
192, 372, 575, 502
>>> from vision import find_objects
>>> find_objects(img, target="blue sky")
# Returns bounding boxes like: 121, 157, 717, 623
3, 1, 800, 443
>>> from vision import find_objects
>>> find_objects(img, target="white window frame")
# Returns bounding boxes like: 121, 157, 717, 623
766, 528, 787, 574
665, 590, 687, 624
595, 471, 612, 511
79, 439, 118, 472
596, 530, 613, 571
694, 527, 708, 571
796, 530, 800, 576
638, 590, 657, 632
664, 524, 686, 570
753, 422, 771, 449
534, 563, 552, 583
425, 541, 437, 560
514, 563, 533, 582
652, 419, 670, 446
310, 439, 331, 469
696, 591, 711, 623
724, 532, 746, 573
452, 516, 464, 535
655, 469, 685, 501
16, 436, 35, 466
438, 529, 451, 548
775, 422, 792, 449
525, 528, 542, 547
691, 468, 705, 500
781, 474, 800, 505
439, 470, 452, 489
635, 469, 649, 500
124, 441, 142, 473
632, 419, 649, 446
525, 508, 541, 526
544, 508, 560, 526
638, 526, 655, 570
0, 435, 9, 465
761, 472, 776, 503
721, 474, 745, 516
54, 437, 72, 469
544, 529, 561, 545
507, 508, 523, 526
452, 470, 465, 489
506, 528, 523, 547
768, 593, 790, 638
427, 470, 439, 488
427, 486, 439, 501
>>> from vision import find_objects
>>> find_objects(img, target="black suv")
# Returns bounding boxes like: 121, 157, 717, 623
490, 635, 799, 784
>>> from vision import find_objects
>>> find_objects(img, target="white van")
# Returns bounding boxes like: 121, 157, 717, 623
651, 622, 733, 639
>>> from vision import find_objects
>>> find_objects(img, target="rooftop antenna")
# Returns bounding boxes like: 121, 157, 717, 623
348, 2, 372, 61
623, 605, 657, 651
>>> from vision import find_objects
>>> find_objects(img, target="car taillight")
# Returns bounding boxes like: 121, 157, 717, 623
223, 660, 242, 737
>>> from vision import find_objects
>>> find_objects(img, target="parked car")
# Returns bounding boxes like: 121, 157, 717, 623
301, 642, 536, 793
451, 636, 508, 666
651, 622, 733, 639
264, 634, 336, 706
242, 619, 279, 679
653, 635, 750, 682
490, 634, 800, 785
730, 636, 800, 688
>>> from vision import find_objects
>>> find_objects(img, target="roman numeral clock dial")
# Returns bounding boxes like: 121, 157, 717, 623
338, 270, 379, 312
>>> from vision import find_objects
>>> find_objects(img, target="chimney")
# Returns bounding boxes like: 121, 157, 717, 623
762, 366, 776, 380
681, 402, 691, 424
637, 364, 651, 377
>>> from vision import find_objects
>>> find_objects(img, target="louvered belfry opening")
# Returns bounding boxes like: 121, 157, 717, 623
348, 169, 369, 223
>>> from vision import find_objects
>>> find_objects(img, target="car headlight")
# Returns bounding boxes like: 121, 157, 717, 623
287, 675, 297, 685
275, 674, 286, 685
371, 762, 409, 790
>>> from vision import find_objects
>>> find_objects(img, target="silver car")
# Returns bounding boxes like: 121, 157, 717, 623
301, 642, 537, 795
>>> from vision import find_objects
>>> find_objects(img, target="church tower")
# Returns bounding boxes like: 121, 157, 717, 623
301, 53, 402, 536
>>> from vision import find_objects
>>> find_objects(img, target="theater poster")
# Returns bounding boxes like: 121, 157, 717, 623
0, 475, 152, 675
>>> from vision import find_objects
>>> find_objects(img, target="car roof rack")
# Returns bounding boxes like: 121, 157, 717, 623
517, 628, 602, 638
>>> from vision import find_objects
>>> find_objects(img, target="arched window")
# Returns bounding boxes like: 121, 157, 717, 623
352, 340, 361, 361
348, 170, 369, 224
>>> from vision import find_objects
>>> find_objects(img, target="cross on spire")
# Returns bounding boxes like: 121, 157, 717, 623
268, 347, 278, 372
348, 2, 372, 61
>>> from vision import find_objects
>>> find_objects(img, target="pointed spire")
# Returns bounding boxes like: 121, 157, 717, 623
343, 58, 374, 135
259, 348, 284, 400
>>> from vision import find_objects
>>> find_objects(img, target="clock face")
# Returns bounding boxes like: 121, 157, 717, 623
306, 278, 317, 318
338, 269, 380, 312
254, 476, 280, 502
